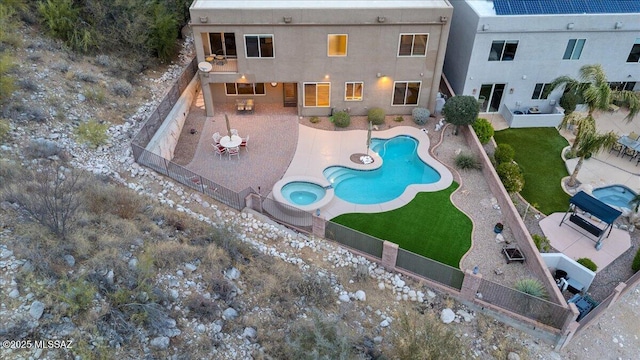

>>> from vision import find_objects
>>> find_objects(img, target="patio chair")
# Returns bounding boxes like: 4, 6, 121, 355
212, 132, 222, 144
621, 146, 637, 160
240, 135, 249, 152
609, 141, 624, 156
228, 146, 240, 160
212, 143, 226, 159
231, 129, 239, 136
629, 131, 640, 141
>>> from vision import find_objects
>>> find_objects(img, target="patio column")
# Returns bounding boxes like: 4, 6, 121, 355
312, 214, 325, 239
608, 282, 626, 308
381, 241, 398, 271
201, 80, 214, 117
460, 269, 482, 302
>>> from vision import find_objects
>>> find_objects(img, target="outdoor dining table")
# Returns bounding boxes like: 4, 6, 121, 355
617, 135, 640, 152
219, 135, 242, 148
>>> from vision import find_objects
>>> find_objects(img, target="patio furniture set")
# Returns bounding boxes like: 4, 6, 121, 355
610, 131, 640, 165
236, 99, 254, 114
212, 130, 249, 160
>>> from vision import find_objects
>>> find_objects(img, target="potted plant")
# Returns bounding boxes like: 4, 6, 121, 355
494, 223, 504, 234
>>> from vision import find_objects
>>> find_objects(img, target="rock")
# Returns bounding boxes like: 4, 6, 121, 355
196, 324, 206, 333
495, 233, 504, 243
106, 270, 114, 285
185, 263, 197, 272
378, 282, 386, 290
355, 290, 366, 301
223, 307, 238, 320
457, 310, 474, 322
150, 336, 170, 350
373, 336, 383, 344
338, 294, 350, 302
30, 301, 45, 320
440, 308, 455, 324
380, 319, 390, 327
507, 352, 521, 360
9, 289, 19, 298
225, 267, 240, 280
242, 327, 257, 339
128, 258, 138, 270
63, 254, 75, 267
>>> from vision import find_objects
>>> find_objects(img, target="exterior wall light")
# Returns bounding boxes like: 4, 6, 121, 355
567, 23, 574, 30
377, 16, 386, 23
615, 22, 623, 29
283, 17, 292, 23
376, 73, 385, 78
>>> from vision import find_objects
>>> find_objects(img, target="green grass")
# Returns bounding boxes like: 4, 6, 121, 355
494, 127, 570, 215
332, 183, 471, 267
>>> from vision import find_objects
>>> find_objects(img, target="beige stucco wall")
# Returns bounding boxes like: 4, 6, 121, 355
190, 4, 452, 117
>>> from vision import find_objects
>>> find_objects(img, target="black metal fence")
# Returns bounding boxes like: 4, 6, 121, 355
477, 278, 573, 329
325, 221, 384, 258
396, 249, 465, 290
259, 196, 313, 233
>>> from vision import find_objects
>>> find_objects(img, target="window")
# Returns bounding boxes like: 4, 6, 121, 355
532, 83, 551, 100
244, 35, 274, 58
398, 34, 429, 56
609, 82, 637, 91
563, 39, 585, 60
345, 82, 363, 101
304, 83, 330, 107
627, 38, 640, 63
225, 83, 266, 96
392, 81, 421, 105
328, 34, 348, 56
209, 32, 237, 57
488, 40, 518, 61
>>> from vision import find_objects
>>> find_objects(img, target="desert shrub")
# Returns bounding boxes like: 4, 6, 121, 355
494, 143, 515, 164
412, 107, 431, 125
332, 111, 351, 128
632, 248, 640, 272
472, 118, 494, 144
6, 165, 85, 238
532, 234, 551, 252
353, 263, 370, 283
96, 54, 111, 67
564, 148, 577, 159
514, 278, 547, 299
368, 107, 386, 125
38, 0, 81, 43
394, 116, 404, 122
85, 184, 143, 220
111, 80, 133, 97
285, 311, 356, 360
309, 116, 320, 124
0, 54, 16, 103
577, 258, 597, 272
560, 91, 580, 115
83, 87, 106, 104
75, 72, 98, 83
184, 293, 220, 321
25, 138, 62, 158
387, 312, 463, 360
496, 162, 525, 193
0, 118, 9, 142
292, 274, 334, 308
18, 78, 38, 92
455, 153, 482, 170
75, 120, 109, 148
56, 276, 97, 315
51, 61, 70, 74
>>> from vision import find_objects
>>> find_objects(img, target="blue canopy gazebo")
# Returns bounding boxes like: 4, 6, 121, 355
560, 191, 622, 250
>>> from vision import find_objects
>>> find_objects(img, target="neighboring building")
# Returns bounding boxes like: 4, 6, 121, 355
443, 0, 640, 127
189, 0, 452, 117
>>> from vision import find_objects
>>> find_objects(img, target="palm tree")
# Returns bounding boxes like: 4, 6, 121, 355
630, 194, 640, 213
549, 64, 640, 152
567, 127, 617, 187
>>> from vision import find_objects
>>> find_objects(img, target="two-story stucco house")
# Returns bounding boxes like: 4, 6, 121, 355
189, 0, 453, 117
443, 0, 640, 128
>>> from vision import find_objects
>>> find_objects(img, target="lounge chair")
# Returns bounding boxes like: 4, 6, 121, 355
212, 143, 226, 159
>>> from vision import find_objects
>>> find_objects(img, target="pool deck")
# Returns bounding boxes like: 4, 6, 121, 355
277, 125, 453, 219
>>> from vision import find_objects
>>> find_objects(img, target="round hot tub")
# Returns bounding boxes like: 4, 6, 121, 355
272, 176, 334, 212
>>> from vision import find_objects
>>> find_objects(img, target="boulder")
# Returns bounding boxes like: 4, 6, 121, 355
150, 336, 170, 350
223, 307, 238, 320
440, 308, 455, 324
29, 301, 45, 320
355, 290, 366, 301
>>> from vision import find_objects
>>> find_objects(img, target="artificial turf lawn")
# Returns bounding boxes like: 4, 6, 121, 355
493, 127, 570, 215
331, 183, 472, 268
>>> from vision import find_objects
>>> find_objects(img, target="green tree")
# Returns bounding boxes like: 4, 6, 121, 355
442, 95, 479, 135
567, 125, 617, 187
549, 64, 640, 152
147, 4, 178, 62
629, 194, 640, 212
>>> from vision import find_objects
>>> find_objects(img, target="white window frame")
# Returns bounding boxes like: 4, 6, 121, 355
244, 34, 274, 58
328, 34, 348, 57
303, 82, 331, 107
391, 81, 421, 106
531, 83, 551, 100
397, 33, 429, 57
224, 83, 267, 96
344, 82, 363, 101
563, 39, 585, 60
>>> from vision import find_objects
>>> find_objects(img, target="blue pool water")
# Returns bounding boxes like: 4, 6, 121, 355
323, 136, 441, 204
592, 185, 637, 209
281, 181, 326, 206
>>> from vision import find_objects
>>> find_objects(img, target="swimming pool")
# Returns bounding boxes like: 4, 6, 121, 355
323, 136, 441, 204
592, 185, 638, 209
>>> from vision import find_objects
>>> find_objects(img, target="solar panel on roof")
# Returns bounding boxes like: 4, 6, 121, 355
493, 0, 640, 15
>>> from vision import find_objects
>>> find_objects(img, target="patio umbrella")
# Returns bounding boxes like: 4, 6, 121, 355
366, 121, 372, 155
225, 114, 232, 138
